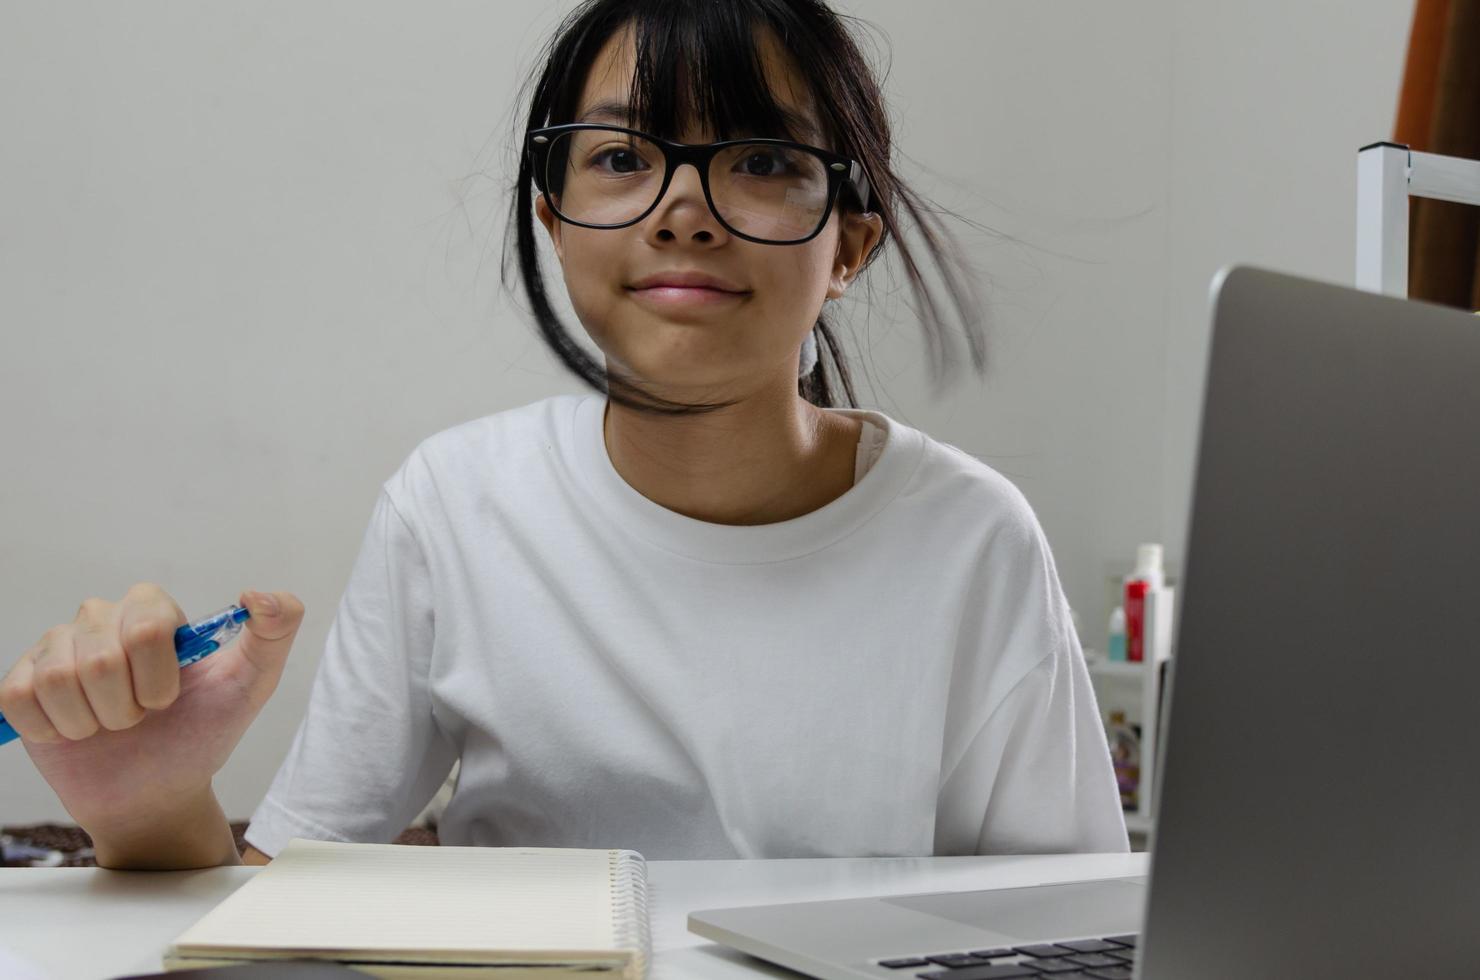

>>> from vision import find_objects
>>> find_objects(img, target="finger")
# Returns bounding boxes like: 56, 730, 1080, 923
74, 628, 146, 732
232, 590, 305, 680
30, 630, 101, 741
123, 581, 187, 622
119, 594, 185, 710
0, 646, 62, 743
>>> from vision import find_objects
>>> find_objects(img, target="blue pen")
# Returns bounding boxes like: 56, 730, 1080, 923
0, 604, 251, 747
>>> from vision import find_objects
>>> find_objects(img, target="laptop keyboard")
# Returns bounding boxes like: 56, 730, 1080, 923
875, 933, 1138, 979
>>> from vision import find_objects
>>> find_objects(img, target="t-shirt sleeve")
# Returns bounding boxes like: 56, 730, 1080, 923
934, 487, 1129, 855
243, 484, 458, 858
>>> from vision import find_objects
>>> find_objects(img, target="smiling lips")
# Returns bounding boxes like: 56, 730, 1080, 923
628, 270, 747, 292
626, 270, 751, 309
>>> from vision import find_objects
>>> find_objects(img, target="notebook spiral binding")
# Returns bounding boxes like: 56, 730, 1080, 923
608, 849, 651, 979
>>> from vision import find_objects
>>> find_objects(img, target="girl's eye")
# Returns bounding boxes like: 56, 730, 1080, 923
737, 149, 795, 177
589, 145, 651, 175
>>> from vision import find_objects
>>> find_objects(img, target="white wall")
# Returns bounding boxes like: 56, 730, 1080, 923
0, 1, 1410, 823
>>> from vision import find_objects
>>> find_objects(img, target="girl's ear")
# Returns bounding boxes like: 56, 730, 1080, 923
827, 210, 883, 300
534, 195, 565, 264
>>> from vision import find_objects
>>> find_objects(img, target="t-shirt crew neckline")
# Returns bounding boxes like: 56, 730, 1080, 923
569, 394, 925, 565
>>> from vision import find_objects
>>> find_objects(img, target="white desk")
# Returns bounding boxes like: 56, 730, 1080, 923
0, 852, 1148, 980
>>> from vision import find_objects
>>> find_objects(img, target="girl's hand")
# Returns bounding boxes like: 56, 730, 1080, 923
0, 582, 304, 835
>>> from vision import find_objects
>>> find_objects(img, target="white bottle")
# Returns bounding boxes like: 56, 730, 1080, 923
1130, 543, 1165, 591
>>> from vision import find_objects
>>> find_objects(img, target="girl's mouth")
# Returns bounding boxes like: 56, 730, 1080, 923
626, 285, 751, 309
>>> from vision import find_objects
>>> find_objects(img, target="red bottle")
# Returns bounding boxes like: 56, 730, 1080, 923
1124, 579, 1148, 663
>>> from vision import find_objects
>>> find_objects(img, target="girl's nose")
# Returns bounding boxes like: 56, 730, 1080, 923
648, 162, 722, 236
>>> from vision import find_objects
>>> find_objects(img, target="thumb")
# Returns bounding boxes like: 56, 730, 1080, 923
229, 589, 306, 681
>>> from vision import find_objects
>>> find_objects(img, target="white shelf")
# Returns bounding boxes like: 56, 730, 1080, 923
1085, 656, 1146, 679
1083, 587, 1175, 844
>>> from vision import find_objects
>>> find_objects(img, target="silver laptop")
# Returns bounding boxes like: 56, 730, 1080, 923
688, 265, 1480, 979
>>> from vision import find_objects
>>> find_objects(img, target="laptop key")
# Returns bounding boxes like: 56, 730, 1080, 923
1029, 958, 1087, 973
1084, 967, 1133, 980
878, 957, 929, 968
1101, 934, 1138, 947
1014, 943, 1074, 957
1055, 939, 1123, 954
1064, 953, 1122, 968
924, 953, 990, 968
1100, 948, 1136, 963
915, 965, 1043, 980
966, 948, 1017, 959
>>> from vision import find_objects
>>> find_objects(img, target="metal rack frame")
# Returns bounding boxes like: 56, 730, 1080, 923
1356, 141, 1480, 297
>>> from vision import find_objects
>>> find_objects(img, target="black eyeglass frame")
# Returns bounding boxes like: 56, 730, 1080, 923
527, 123, 873, 246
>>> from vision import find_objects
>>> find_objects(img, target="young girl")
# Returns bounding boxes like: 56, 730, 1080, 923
2, 0, 1127, 868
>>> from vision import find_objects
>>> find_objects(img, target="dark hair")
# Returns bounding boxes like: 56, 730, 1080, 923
501, 0, 987, 416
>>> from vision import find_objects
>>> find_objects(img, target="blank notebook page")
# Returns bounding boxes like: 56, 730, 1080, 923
171, 839, 624, 956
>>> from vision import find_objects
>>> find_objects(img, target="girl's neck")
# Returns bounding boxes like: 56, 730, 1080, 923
601, 384, 864, 526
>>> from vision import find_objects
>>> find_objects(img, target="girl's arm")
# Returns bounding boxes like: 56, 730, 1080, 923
241, 843, 271, 865
935, 488, 1128, 855
92, 784, 243, 870
241, 478, 456, 858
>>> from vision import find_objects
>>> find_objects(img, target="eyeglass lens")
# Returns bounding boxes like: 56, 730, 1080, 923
544, 129, 831, 242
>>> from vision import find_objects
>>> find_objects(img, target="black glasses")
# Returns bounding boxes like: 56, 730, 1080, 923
527, 123, 872, 246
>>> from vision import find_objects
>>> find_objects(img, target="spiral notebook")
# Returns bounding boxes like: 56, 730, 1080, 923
163, 838, 650, 979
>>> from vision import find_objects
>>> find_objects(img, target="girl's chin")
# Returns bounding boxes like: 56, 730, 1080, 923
603, 352, 744, 391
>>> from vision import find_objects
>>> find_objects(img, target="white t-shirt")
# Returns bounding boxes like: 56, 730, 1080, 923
245, 394, 1128, 859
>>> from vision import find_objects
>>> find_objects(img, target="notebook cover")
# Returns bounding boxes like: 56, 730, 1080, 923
163, 839, 649, 979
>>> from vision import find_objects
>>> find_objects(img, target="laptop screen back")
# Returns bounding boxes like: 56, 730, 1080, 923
1138, 267, 1480, 979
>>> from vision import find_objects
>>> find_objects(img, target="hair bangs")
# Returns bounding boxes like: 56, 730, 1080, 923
547, 1, 831, 148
